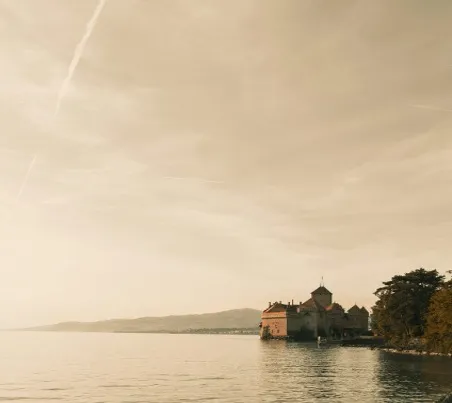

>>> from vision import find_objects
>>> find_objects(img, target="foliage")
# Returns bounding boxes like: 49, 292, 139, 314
371, 268, 445, 347
425, 271, 452, 354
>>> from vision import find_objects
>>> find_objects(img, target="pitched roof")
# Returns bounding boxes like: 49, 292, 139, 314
360, 307, 369, 314
263, 302, 299, 313
300, 297, 325, 311
311, 286, 332, 295
348, 304, 362, 314
263, 302, 287, 313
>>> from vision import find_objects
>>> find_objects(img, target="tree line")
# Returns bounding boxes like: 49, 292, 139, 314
371, 268, 452, 354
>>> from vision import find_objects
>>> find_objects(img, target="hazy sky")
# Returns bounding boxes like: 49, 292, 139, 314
1, 0, 452, 327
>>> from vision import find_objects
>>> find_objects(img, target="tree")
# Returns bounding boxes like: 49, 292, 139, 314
371, 268, 445, 346
425, 271, 452, 354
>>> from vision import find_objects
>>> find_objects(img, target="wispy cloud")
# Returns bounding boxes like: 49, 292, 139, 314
163, 176, 224, 184
2, 0, 452, 326
410, 104, 452, 113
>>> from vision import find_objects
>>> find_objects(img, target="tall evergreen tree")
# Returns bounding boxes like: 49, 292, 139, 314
371, 268, 445, 346
425, 271, 452, 354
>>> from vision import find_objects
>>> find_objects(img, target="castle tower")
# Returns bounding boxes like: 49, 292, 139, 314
311, 284, 332, 308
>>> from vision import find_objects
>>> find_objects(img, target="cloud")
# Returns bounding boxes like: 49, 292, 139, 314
411, 104, 452, 113
162, 176, 224, 184
2, 0, 452, 326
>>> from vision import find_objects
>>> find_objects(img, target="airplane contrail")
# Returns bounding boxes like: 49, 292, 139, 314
54, 0, 107, 118
17, 1, 107, 200
16, 155, 37, 199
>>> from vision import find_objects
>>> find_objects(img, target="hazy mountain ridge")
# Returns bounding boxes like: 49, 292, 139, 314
24, 309, 262, 333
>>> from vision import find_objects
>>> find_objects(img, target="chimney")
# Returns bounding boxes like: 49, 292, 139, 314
292, 299, 294, 305
268, 302, 271, 307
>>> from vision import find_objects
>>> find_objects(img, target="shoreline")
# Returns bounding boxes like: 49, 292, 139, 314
379, 347, 452, 358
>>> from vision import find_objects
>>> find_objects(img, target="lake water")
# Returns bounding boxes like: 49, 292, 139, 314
0, 332, 451, 402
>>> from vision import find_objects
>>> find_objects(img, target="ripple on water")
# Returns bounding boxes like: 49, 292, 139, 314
0, 333, 451, 402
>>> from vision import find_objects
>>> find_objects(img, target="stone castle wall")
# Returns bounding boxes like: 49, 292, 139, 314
261, 311, 287, 338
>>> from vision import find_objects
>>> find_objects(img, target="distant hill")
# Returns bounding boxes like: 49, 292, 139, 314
24, 309, 262, 334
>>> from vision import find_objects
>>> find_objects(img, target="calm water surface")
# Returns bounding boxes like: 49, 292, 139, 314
0, 332, 451, 402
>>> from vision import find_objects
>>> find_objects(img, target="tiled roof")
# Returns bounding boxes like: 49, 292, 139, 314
300, 297, 325, 311
348, 304, 361, 313
263, 302, 286, 313
263, 302, 299, 313
311, 286, 332, 295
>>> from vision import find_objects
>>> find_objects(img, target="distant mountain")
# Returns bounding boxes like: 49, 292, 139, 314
24, 309, 262, 334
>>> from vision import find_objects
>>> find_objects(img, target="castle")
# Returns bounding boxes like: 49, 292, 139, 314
259, 284, 369, 340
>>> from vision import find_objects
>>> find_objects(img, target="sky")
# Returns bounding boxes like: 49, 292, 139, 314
1, 0, 452, 328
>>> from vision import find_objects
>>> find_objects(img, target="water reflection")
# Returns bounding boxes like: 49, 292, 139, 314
0, 333, 450, 403
376, 351, 452, 402
257, 341, 452, 403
